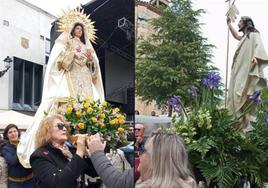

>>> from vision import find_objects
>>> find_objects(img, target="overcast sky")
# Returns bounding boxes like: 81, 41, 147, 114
25, 0, 91, 16
26, 0, 268, 85
193, 0, 268, 87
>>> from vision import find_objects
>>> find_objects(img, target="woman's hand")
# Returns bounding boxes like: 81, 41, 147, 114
75, 134, 87, 158
86, 133, 106, 155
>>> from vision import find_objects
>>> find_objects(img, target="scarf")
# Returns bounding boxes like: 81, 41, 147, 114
51, 142, 73, 161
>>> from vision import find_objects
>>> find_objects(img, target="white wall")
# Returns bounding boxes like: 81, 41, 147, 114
0, 0, 56, 110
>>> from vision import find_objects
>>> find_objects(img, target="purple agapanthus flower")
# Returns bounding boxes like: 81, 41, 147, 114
202, 72, 221, 90
265, 115, 268, 125
168, 95, 181, 112
187, 86, 198, 96
248, 91, 262, 104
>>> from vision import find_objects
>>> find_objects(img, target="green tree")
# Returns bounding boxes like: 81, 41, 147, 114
136, 0, 217, 108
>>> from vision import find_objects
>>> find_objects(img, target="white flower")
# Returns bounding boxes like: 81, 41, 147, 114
73, 103, 83, 111
182, 132, 188, 136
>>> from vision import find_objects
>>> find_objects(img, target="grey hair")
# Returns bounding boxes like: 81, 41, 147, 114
149, 131, 196, 188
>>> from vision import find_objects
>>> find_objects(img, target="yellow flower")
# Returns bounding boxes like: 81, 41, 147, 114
114, 108, 120, 113
84, 102, 90, 108
116, 114, 125, 120
114, 118, 119, 124
99, 123, 105, 128
101, 101, 108, 107
109, 119, 116, 126
90, 99, 95, 105
87, 107, 93, 114
72, 99, 77, 105
76, 110, 82, 118
92, 117, 98, 124
84, 97, 89, 103
77, 122, 85, 129
66, 107, 73, 114
119, 119, 125, 125
117, 127, 125, 133
99, 113, 106, 119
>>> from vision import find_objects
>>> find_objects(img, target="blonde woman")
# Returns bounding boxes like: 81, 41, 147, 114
87, 131, 196, 188
30, 115, 98, 188
136, 131, 197, 188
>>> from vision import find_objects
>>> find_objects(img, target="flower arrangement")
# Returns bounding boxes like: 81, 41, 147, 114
166, 72, 268, 188
58, 97, 129, 149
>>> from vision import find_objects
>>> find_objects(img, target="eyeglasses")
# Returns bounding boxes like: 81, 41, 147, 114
55, 123, 67, 130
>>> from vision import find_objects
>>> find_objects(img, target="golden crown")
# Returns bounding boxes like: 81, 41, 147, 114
57, 7, 97, 43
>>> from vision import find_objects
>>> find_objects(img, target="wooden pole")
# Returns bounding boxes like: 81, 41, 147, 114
225, 0, 231, 108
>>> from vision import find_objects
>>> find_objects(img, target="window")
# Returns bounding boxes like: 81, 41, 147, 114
13, 57, 43, 111
45, 38, 50, 55
45, 56, 49, 64
3, 20, 9, 26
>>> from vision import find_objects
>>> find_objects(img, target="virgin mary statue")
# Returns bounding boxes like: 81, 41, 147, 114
17, 8, 104, 168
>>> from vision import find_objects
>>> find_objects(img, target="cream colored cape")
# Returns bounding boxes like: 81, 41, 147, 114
228, 32, 268, 115
17, 29, 104, 168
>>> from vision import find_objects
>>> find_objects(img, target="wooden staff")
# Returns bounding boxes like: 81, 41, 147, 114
225, 0, 231, 108
225, 0, 237, 108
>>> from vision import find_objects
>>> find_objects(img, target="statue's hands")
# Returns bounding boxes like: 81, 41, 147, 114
251, 57, 258, 65
84, 49, 93, 62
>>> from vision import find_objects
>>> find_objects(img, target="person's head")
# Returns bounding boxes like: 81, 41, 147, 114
135, 123, 145, 138
71, 22, 86, 44
151, 111, 156, 116
3, 124, 20, 142
135, 110, 140, 115
0, 134, 5, 148
35, 114, 69, 148
138, 130, 195, 187
238, 16, 258, 33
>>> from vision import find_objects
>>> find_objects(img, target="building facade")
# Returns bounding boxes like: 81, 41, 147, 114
0, 0, 56, 113
135, 0, 169, 116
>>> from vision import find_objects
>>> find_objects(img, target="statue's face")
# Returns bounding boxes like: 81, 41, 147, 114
74, 25, 83, 38
238, 18, 245, 31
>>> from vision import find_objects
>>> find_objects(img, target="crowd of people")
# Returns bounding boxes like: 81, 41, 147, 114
0, 116, 197, 188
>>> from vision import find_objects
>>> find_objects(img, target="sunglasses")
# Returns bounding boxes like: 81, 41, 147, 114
55, 123, 67, 130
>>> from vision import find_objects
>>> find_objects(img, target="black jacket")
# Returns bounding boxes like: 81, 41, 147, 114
30, 143, 98, 188
1, 141, 32, 178
90, 151, 134, 188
